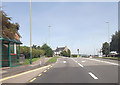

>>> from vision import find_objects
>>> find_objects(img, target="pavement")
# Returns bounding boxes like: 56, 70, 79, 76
1, 57, 119, 84
1, 57, 51, 78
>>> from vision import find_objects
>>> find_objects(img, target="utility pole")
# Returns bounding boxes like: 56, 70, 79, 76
106, 22, 110, 56
30, 0, 32, 64
48, 25, 51, 46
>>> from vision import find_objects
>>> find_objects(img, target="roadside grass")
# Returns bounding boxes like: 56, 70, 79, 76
20, 57, 40, 65
47, 56, 60, 63
102, 57, 120, 60
95, 57, 120, 60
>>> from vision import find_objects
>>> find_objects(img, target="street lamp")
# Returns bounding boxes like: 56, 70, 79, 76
30, 0, 32, 64
106, 22, 110, 56
48, 25, 51, 46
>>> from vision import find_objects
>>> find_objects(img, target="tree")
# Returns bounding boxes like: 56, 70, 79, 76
32, 44, 37, 49
118, 31, 120, 55
37, 46, 41, 49
67, 49, 71, 57
20, 46, 45, 59
110, 31, 118, 52
60, 51, 67, 56
102, 42, 110, 56
41, 44, 53, 57
20, 46, 30, 59
1, 10, 20, 39
60, 49, 71, 57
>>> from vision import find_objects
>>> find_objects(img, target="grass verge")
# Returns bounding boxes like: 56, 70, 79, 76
20, 57, 40, 65
47, 56, 60, 63
95, 57, 120, 60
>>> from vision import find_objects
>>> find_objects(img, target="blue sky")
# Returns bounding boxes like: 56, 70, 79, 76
2, 2, 118, 55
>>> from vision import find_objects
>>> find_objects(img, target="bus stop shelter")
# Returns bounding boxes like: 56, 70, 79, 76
0, 36, 22, 67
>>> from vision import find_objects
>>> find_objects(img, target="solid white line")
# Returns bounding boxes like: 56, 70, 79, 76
77, 63, 84, 68
85, 58, 118, 66
71, 58, 84, 68
89, 72, 98, 79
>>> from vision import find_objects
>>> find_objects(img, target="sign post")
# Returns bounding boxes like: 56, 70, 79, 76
77, 49, 79, 58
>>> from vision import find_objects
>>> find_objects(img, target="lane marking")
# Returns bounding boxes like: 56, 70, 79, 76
85, 58, 118, 66
89, 72, 98, 79
71, 58, 84, 68
82, 61, 85, 62
43, 70, 47, 72
38, 73, 42, 76
77, 63, 84, 68
30, 78, 36, 82
63, 61, 66, 63
0, 65, 51, 82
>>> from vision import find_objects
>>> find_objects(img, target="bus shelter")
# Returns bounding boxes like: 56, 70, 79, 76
0, 36, 22, 67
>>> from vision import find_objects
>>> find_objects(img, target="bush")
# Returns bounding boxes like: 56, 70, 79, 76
72, 54, 77, 57
20, 46, 45, 59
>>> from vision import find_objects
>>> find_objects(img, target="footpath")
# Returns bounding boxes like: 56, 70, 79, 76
1, 57, 51, 78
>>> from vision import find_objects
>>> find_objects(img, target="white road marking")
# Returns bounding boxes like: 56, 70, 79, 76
89, 72, 98, 79
30, 78, 36, 82
0, 65, 51, 82
77, 63, 84, 68
82, 61, 85, 62
63, 61, 66, 63
85, 58, 118, 66
71, 58, 84, 68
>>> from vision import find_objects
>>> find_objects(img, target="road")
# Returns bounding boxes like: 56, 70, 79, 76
29, 57, 118, 83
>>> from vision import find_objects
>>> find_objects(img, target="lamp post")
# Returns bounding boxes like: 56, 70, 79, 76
30, 0, 32, 64
106, 22, 110, 56
48, 25, 51, 46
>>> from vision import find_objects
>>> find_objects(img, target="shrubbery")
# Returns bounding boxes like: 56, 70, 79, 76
20, 44, 53, 59
72, 54, 77, 57
60, 49, 71, 57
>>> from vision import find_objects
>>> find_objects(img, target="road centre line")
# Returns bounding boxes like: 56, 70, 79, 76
88, 72, 98, 79
0, 65, 51, 82
30, 78, 36, 82
38, 73, 42, 76
85, 58, 118, 66
43, 70, 47, 72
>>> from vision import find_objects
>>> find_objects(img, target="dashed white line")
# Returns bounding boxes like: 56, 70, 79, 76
89, 72, 98, 79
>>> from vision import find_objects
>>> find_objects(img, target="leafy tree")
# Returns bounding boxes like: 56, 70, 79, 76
32, 44, 37, 49
20, 46, 30, 59
41, 44, 53, 57
37, 46, 41, 49
118, 31, 120, 55
60, 49, 71, 57
102, 42, 110, 56
20, 46, 45, 59
110, 31, 118, 52
67, 49, 71, 57
1, 10, 20, 39
60, 51, 67, 56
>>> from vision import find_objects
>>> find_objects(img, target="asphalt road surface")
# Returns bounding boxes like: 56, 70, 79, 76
30, 57, 118, 83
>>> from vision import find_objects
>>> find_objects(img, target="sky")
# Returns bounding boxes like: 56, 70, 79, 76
2, 2, 118, 55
